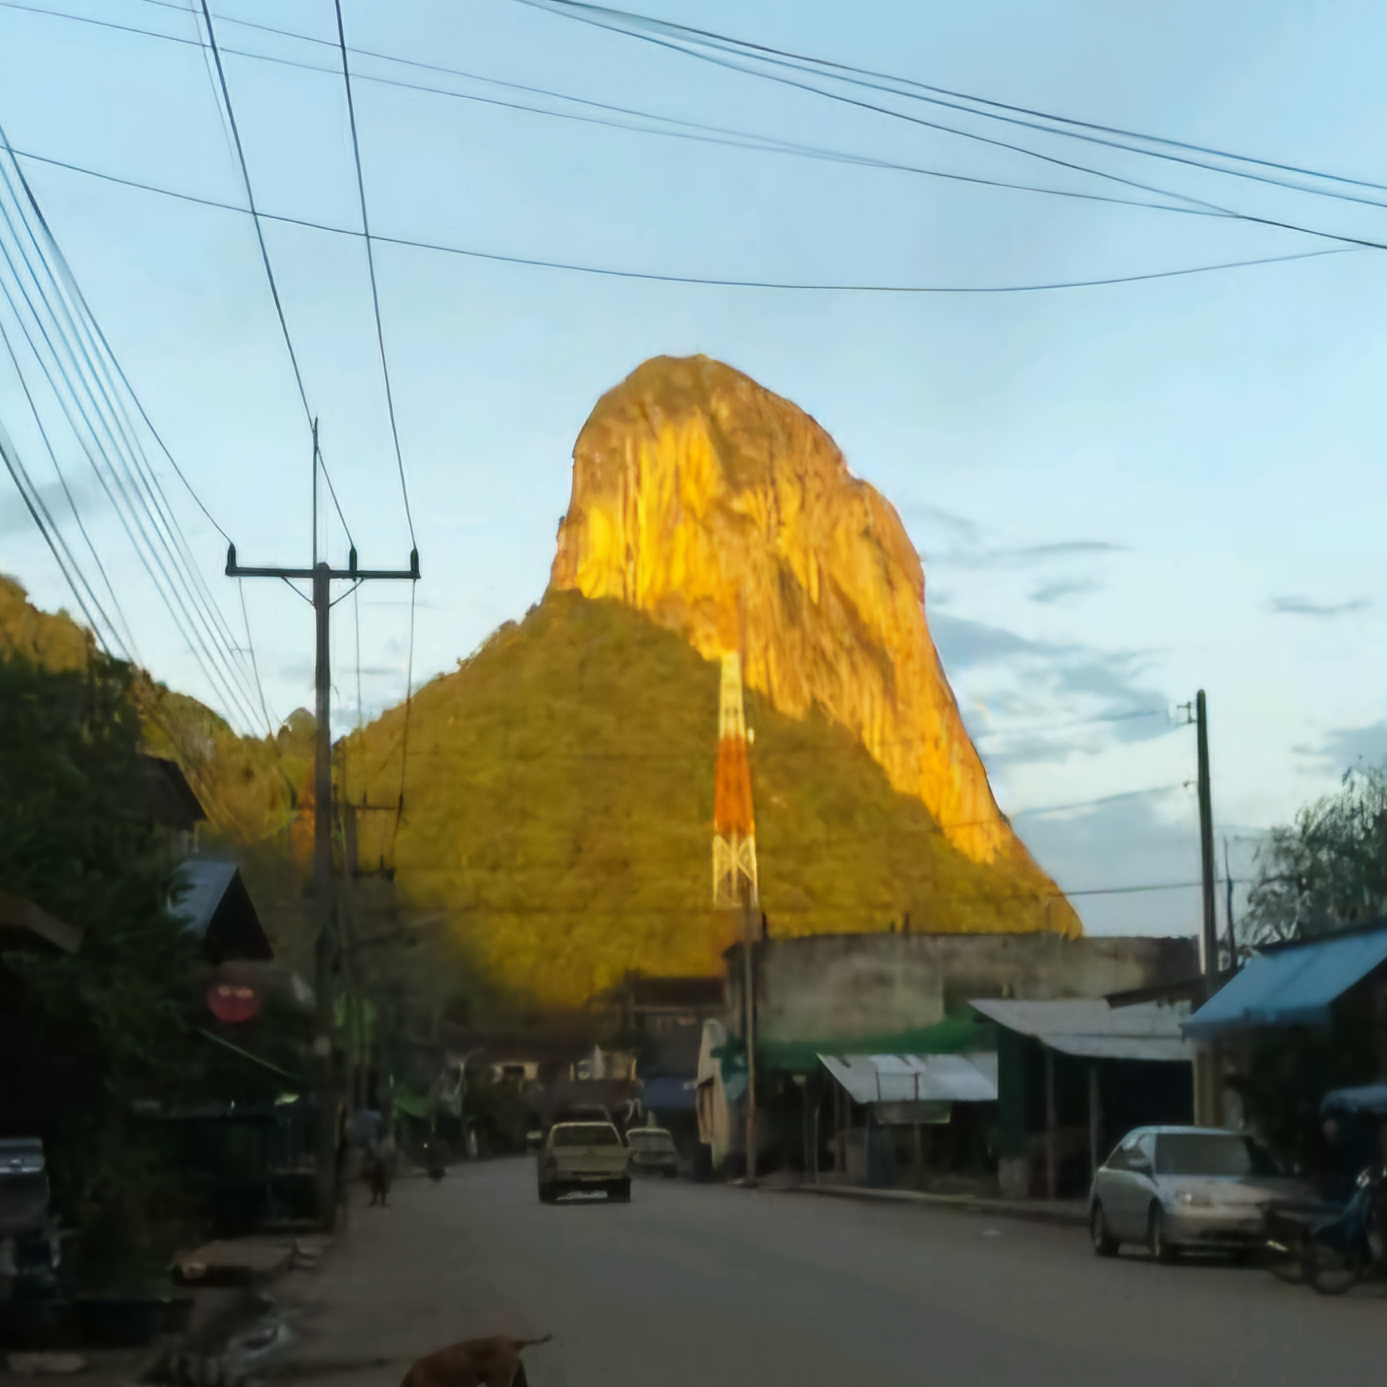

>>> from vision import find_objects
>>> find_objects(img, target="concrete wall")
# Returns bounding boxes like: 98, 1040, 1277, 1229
727, 933, 1199, 1045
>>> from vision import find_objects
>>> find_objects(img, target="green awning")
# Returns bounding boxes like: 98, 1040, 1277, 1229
740, 1015, 996, 1074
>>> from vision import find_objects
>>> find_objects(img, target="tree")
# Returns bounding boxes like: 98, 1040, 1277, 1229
1242, 763, 1387, 948
0, 651, 200, 1282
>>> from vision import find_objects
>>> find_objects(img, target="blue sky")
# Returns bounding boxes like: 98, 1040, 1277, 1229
2, 0, 1386, 938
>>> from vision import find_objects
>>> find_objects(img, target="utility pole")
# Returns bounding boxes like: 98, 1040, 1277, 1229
1223, 835, 1237, 979
1193, 689, 1222, 1126
226, 480, 418, 1225
1196, 691, 1218, 992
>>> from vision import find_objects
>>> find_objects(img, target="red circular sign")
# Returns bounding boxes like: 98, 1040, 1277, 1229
208, 982, 260, 1024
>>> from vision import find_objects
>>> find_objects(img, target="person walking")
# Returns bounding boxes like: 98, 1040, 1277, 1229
351, 1106, 388, 1205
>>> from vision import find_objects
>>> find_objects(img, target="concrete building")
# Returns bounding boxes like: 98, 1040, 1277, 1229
699, 931, 1199, 1185
727, 933, 1199, 1050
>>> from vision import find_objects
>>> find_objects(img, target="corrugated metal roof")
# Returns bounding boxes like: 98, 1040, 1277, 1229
171, 859, 239, 938
1184, 927, 1387, 1040
818, 1052, 998, 1104
969, 998, 1194, 1062
169, 859, 272, 961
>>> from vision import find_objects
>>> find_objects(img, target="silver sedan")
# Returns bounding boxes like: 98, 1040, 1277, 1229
1089, 1125, 1317, 1261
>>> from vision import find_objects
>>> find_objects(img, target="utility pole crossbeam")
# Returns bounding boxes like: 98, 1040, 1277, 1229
226, 542, 418, 1226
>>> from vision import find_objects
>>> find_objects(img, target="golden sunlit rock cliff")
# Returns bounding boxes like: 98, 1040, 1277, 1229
551, 356, 1075, 902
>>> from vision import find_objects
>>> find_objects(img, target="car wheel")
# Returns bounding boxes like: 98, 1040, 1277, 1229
611, 1179, 631, 1203
1090, 1202, 1119, 1257
537, 1181, 554, 1204
1149, 1205, 1179, 1263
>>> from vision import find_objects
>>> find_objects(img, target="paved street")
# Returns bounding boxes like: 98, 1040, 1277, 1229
283, 1158, 1384, 1387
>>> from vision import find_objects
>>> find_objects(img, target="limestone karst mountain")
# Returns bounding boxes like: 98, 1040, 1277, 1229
550, 355, 1077, 894
552, 355, 1016, 866
1, 355, 1081, 1007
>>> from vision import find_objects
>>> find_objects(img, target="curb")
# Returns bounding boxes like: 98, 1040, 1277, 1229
776, 1182, 1088, 1228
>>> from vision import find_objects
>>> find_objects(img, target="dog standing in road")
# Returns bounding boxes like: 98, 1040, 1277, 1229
366, 1154, 391, 1207
398, 1336, 552, 1387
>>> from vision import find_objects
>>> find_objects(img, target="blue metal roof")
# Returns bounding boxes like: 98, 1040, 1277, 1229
1184, 926, 1387, 1040
1322, 1084, 1387, 1117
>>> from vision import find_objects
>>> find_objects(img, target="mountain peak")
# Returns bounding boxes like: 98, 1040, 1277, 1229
550, 355, 1076, 931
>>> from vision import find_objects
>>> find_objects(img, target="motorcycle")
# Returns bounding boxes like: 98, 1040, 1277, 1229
1301, 1164, 1386, 1295
1263, 1081, 1387, 1293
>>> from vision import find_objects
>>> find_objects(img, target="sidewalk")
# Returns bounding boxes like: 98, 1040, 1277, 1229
772, 1180, 1088, 1227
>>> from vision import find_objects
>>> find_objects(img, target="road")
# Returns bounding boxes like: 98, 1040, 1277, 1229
282, 1158, 1384, 1387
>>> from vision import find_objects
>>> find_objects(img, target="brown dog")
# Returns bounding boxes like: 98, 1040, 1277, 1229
398, 1336, 551, 1387
366, 1155, 391, 1208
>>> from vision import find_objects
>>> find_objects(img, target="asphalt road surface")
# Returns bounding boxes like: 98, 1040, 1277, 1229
283, 1158, 1384, 1387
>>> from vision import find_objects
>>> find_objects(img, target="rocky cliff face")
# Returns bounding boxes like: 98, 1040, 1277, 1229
550, 355, 1077, 930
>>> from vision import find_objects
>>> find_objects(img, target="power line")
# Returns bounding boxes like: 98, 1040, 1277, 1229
0, 174, 254, 719
237, 575, 277, 732
516, 0, 1387, 256
0, 127, 266, 727
117, 0, 1218, 220
5, 148, 1361, 292
9, 131, 276, 729
126, 0, 1387, 209
7, 170, 261, 715
193, 0, 355, 551
11, 0, 1387, 255
1061, 880, 1223, 898
516, 0, 1241, 217
0, 144, 262, 725
0, 312, 137, 658
970, 707, 1170, 740
330, 0, 415, 549
519, 0, 1387, 215
337, 882, 1231, 909
0, 377, 121, 656
9, 1, 1387, 256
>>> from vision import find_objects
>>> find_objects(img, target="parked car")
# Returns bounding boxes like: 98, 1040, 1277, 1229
1089, 1126, 1316, 1261
551, 1103, 612, 1128
537, 1122, 630, 1203
626, 1126, 679, 1179
0, 1138, 60, 1303
0, 1138, 48, 1238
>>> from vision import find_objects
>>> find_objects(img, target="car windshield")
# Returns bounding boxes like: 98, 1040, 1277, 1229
628, 1131, 673, 1149
1155, 1133, 1280, 1177
551, 1124, 620, 1148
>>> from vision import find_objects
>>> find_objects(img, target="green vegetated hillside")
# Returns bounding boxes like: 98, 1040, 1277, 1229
0, 575, 311, 847
343, 590, 1061, 1007
3, 575, 1067, 1008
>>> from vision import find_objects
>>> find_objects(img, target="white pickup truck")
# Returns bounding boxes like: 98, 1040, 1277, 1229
537, 1122, 631, 1203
